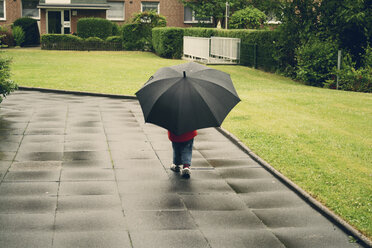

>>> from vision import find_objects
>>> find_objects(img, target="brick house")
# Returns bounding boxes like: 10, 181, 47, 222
0, 0, 204, 35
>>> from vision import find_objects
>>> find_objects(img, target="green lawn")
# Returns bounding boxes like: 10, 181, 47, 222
5, 49, 372, 239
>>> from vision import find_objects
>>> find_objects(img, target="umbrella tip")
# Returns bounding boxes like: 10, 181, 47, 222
183, 71, 186, 78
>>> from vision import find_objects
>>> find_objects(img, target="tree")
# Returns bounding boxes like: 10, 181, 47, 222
230, 6, 267, 29
318, 0, 371, 67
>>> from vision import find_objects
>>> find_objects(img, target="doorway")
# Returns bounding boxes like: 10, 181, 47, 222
48, 11, 62, 34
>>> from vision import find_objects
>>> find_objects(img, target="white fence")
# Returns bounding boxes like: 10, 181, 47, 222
183, 36, 240, 64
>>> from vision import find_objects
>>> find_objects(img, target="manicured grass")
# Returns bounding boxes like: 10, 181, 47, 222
5, 49, 184, 95
5, 48, 372, 239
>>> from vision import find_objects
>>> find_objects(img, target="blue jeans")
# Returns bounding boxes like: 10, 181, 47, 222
172, 139, 194, 166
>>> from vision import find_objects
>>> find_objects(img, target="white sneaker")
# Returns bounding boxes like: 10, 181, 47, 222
181, 165, 191, 179
170, 164, 181, 173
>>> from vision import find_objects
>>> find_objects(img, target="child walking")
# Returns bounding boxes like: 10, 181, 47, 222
168, 130, 197, 179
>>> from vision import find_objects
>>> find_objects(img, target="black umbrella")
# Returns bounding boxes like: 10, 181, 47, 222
135, 62, 241, 135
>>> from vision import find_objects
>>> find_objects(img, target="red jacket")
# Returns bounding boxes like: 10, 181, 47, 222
168, 130, 197, 143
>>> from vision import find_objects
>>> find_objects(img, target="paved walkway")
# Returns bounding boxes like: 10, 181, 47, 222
0, 90, 363, 248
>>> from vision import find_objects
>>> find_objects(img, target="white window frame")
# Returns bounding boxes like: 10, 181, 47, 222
0, 0, 6, 21
21, 0, 40, 20
184, 7, 212, 24
141, 2, 159, 14
107, 1, 125, 21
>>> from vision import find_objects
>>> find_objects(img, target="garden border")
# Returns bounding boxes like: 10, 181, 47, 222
14, 87, 372, 247
215, 126, 372, 248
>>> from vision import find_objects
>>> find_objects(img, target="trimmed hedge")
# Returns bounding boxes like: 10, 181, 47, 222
77, 18, 113, 40
41, 34, 122, 51
122, 24, 146, 50
13, 17, 40, 46
152, 27, 184, 59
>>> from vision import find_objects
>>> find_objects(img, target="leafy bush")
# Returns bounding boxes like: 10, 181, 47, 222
128, 11, 167, 51
230, 6, 267, 29
111, 22, 120, 36
0, 53, 18, 103
77, 18, 113, 39
41, 34, 83, 50
295, 39, 339, 87
13, 17, 40, 46
122, 23, 146, 50
106, 36, 122, 42
324, 48, 372, 93
152, 27, 184, 59
0, 25, 15, 47
12, 26, 25, 47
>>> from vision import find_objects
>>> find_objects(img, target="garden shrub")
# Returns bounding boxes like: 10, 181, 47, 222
296, 39, 339, 87
129, 11, 167, 51
230, 6, 267, 29
111, 23, 120, 36
77, 18, 113, 39
106, 36, 122, 42
0, 52, 17, 103
13, 17, 40, 46
0, 25, 15, 47
122, 23, 146, 50
324, 47, 372, 93
12, 26, 25, 47
325, 67, 372, 93
152, 27, 184, 59
41, 34, 83, 50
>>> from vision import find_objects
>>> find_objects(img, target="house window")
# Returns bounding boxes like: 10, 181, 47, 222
141, 2, 159, 13
107, 1, 124, 21
184, 6, 212, 23
0, 0, 5, 20
22, 0, 39, 19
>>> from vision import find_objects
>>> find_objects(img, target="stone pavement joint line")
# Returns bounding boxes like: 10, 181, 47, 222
0, 90, 365, 248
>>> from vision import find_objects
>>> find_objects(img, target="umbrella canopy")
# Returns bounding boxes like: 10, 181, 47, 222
135, 62, 241, 135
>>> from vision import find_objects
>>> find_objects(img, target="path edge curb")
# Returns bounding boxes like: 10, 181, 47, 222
18, 86, 137, 99
215, 126, 372, 248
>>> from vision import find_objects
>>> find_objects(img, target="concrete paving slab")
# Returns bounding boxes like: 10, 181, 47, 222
3, 170, 61, 182
0, 213, 55, 232
57, 195, 123, 212
226, 178, 288, 193
0, 90, 366, 248
10, 161, 62, 171
0, 151, 16, 161
112, 158, 163, 169
115, 167, 169, 181
180, 194, 247, 211
59, 181, 118, 196
0, 231, 54, 248
62, 160, 112, 169
0, 196, 57, 213
120, 193, 185, 211
203, 229, 286, 248
60, 168, 116, 181
126, 210, 197, 230
190, 210, 266, 230
53, 231, 132, 248
0, 182, 58, 196
239, 191, 307, 209
272, 227, 361, 248
15, 151, 64, 162
54, 211, 126, 232
130, 230, 209, 248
